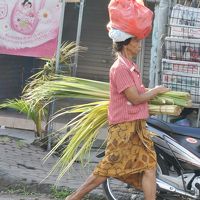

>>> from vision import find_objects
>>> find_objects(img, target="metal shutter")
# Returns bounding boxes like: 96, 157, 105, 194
63, 0, 112, 82
0, 55, 36, 99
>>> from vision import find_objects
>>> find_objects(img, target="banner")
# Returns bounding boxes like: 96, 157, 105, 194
0, 0, 62, 58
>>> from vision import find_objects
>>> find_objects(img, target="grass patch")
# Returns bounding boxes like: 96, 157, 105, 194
0, 136, 11, 143
5, 185, 36, 196
50, 187, 72, 199
50, 186, 106, 200
16, 139, 27, 149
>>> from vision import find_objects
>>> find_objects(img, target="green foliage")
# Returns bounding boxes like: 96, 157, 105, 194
24, 42, 84, 95
0, 136, 11, 143
44, 101, 108, 183
5, 184, 36, 196
0, 99, 45, 137
16, 140, 27, 149
50, 186, 106, 200
24, 75, 109, 106
50, 187, 72, 199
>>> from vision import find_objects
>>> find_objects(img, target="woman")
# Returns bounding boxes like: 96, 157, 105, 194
65, 29, 170, 200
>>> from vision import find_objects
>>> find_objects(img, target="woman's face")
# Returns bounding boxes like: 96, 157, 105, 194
126, 37, 141, 57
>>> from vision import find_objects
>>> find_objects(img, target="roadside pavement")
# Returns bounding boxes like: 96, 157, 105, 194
0, 193, 55, 200
0, 127, 106, 200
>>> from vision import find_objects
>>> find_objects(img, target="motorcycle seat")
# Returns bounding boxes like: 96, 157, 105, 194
147, 117, 200, 139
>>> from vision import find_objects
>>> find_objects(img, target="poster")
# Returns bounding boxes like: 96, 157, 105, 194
0, 0, 62, 58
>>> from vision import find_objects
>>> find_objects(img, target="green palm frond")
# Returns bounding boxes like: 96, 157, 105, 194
44, 101, 108, 183
0, 99, 36, 121
23, 42, 86, 94
23, 76, 109, 106
0, 99, 46, 136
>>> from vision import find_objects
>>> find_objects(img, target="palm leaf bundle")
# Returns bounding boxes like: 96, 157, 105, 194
24, 75, 191, 116
149, 104, 183, 116
150, 91, 192, 108
23, 76, 109, 106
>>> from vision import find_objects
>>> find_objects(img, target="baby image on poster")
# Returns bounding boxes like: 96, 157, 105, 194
10, 0, 42, 35
0, 0, 62, 58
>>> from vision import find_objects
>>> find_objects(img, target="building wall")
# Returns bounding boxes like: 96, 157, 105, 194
63, 0, 154, 84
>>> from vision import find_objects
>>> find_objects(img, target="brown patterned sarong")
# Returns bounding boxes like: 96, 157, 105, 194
93, 120, 156, 189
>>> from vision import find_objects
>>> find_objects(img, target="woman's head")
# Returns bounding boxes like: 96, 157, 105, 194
112, 38, 132, 53
108, 28, 141, 58
113, 37, 141, 57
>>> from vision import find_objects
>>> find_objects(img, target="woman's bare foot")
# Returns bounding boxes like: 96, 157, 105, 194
65, 195, 73, 200
64, 174, 106, 200
65, 195, 71, 200
65, 194, 79, 200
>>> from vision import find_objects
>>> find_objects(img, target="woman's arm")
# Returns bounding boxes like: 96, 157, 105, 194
124, 85, 170, 105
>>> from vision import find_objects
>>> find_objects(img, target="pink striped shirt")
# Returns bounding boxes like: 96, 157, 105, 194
108, 55, 149, 125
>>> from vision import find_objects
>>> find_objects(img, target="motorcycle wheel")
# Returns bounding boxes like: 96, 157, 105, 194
102, 177, 143, 200
102, 154, 168, 200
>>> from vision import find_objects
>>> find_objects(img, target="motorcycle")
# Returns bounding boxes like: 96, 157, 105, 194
97, 117, 200, 200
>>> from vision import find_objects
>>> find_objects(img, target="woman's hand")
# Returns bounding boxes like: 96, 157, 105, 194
124, 85, 170, 105
154, 85, 171, 94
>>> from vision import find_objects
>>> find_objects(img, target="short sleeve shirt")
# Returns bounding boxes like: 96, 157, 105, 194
108, 55, 149, 125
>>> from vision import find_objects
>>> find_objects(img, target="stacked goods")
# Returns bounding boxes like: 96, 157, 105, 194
161, 59, 200, 104
162, 4, 200, 105
149, 105, 183, 116
150, 91, 192, 107
161, 59, 200, 75
165, 37, 200, 62
149, 91, 192, 116
170, 4, 200, 39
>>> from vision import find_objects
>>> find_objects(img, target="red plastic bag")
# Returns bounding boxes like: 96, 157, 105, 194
107, 0, 153, 39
